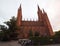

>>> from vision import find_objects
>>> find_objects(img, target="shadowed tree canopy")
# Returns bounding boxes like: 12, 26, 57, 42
4, 16, 16, 31
4, 16, 18, 40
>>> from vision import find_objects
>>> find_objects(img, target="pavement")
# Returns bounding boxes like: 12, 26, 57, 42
43, 44, 60, 46
0, 41, 60, 46
0, 41, 21, 46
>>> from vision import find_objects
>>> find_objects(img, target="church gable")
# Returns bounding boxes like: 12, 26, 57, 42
16, 4, 54, 39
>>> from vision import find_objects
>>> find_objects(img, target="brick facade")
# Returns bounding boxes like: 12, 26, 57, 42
16, 5, 54, 39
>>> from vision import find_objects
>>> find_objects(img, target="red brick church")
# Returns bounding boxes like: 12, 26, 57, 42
16, 4, 54, 39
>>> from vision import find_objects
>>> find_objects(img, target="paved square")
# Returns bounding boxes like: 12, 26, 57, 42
0, 41, 60, 46
0, 41, 21, 46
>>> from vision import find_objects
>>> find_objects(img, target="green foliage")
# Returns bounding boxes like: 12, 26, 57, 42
52, 31, 60, 43
29, 36, 50, 45
29, 30, 33, 38
4, 16, 18, 40
55, 31, 60, 36
0, 25, 10, 41
29, 36, 40, 45
34, 31, 40, 37
4, 16, 17, 31
0, 16, 18, 41
29, 30, 60, 45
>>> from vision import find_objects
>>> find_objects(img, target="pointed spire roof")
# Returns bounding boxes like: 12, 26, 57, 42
37, 5, 41, 11
16, 4, 22, 26
37, 4, 42, 14
38, 5, 40, 10
43, 9, 45, 13
43, 9, 47, 15
19, 4, 22, 10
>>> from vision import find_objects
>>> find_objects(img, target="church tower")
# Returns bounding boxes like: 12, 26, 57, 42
37, 5, 43, 21
16, 5, 22, 27
42, 9, 54, 36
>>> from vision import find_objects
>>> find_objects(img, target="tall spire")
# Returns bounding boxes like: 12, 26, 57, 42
37, 5, 42, 21
16, 4, 22, 27
38, 5, 40, 10
42, 9, 54, 36
37, 5, 42, 12
43, 9, 47, 14
19, 4, 22, 10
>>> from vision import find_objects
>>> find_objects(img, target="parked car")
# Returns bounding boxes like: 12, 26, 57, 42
18, 39, 31, 46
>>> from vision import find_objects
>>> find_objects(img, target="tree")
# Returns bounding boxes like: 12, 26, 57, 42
0, 25, 10, 41
4, 16, 16, 31
34, 31, 40, 37
4, 16, 18, 40
29, 30, 33, 38
53, 31, 60, 43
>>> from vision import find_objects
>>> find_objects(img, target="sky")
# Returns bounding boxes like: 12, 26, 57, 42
0, 0, 60, 32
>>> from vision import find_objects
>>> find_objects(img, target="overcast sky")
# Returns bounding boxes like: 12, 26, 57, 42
0, 0, 60, 32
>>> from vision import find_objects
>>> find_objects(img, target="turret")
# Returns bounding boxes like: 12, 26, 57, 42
16, 4, 22, 27
37, 5, 43, 21
43, 9, 54, 36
